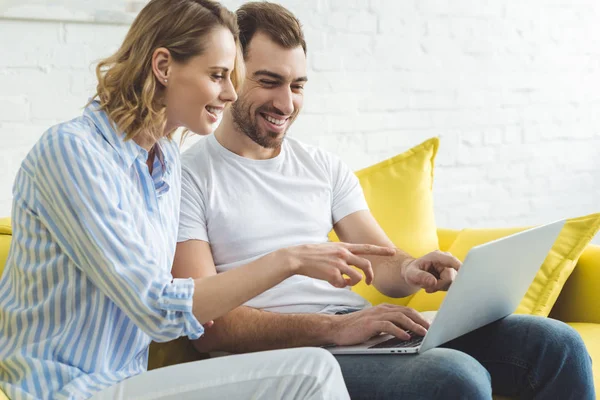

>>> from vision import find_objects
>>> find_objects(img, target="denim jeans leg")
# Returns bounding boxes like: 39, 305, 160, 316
335, 348, 492, 400
442, 314, 595, 399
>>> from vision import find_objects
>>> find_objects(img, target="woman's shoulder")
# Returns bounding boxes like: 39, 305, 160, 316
36, 116, 97, 152
23, 116, 114, 177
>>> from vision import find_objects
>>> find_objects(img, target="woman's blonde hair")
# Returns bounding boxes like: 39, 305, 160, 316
93, 0, 243, 142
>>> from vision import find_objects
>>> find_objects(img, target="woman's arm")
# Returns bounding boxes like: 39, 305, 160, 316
174, 239, 396, 325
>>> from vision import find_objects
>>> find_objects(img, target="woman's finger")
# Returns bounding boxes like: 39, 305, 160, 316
343, 253, 374, 284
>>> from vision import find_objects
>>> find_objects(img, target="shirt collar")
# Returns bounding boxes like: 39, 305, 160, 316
83, 100, 159, 168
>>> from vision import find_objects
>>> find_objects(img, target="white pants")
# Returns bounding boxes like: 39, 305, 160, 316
91, 347, 350, 400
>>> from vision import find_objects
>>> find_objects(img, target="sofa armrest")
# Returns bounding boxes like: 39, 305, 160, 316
550, 244, 600, 324
437, 228, 460, 252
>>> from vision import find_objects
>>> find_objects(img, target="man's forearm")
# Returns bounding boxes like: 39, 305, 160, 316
192, 306, 336, 354
368, 248, 419, 298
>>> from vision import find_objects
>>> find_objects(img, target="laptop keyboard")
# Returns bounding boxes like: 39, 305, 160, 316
369, 333, 424, 349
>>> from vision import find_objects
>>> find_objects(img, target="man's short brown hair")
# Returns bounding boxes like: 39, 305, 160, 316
236, 1, 307, 59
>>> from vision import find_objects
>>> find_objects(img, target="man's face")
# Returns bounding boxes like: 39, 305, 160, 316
231, 32, 307, 149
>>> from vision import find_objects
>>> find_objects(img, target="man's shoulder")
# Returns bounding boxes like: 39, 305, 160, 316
285, 136, 339, 166
181, 135, 213, 170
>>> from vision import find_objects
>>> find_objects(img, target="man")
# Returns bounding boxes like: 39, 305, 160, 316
173, 3, 594, 399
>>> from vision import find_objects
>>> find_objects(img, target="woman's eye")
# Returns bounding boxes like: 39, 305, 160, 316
212, 74, 224, 80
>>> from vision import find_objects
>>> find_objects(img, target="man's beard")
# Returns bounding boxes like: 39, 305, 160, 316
230, 98, 290, 149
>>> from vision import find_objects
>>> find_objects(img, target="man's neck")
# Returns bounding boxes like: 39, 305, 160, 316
214, 112, 281, 160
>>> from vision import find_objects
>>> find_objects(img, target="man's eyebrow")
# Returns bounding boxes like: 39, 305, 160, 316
253, 69, 308, 83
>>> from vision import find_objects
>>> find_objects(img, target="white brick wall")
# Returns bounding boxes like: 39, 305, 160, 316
1, 0, 599, 244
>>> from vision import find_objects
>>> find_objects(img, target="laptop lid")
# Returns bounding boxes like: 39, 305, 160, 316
419, 219, 565, 352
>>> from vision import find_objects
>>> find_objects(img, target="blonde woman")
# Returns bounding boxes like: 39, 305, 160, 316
0, 1, 396, 399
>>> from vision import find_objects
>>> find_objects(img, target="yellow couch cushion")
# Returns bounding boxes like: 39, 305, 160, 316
408, 213, 600, 316
551, 244, 600, 324
568, 323, 600, 392
437, 228, 460, 252
330, 137, 441, 307
0, 218, 11, 278
0, 218, 10, 399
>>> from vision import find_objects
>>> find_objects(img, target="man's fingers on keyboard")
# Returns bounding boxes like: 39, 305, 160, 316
403, 308, 431, 330
375, 321, 410, 340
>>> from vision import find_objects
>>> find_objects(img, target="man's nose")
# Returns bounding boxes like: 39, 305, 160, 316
272, 86, 294, 116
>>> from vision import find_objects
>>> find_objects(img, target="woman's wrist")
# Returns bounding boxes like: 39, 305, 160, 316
272, 248, 298, 279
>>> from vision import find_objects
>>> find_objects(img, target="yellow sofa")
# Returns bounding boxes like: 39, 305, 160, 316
0, 218, 598, 398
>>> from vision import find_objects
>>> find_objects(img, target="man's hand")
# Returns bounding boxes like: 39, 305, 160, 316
402, 250, 462, 293
280, 242, 396, 288
329, 304, 431, 345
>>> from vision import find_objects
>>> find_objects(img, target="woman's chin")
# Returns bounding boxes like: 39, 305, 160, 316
188, 123, 213, 136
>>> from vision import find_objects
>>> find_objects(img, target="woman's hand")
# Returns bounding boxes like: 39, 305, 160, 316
279, 242, 396, 288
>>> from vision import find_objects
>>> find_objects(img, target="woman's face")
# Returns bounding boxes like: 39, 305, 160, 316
163, 27, 238, 135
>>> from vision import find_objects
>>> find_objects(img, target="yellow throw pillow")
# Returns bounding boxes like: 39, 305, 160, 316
330, 137, 441, 306
408, 213, 600, 316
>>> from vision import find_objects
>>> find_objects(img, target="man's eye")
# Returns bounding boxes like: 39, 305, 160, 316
260, 80, 277, 86
292, 85, 305, 91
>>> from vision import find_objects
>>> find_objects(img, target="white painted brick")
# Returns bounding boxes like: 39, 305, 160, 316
64, 23, 128, 45
281, 4, 327, 30
364, 130, 436, 154
288, 114, 331, 141
311, 50, 344, 72
303, 29, 327, 53
0, 96, 30, 122
459, 129, 484, 146
409, 91, 457, 109
485, 162, 527, 181
329, 0, 370, 11
434, 132, 459, 166
0, 20, 60, 47
359, 91, 410, 112
457, 143, 497, 165
417, 0, 450, 15
327, 12, 377, 34
503, 126, 523, 144
425, 18, 451, 37
0, 122, 49, 148
450, 0, 505, 18
29, 93, 86, 122
483, 128, 503, 145
373, 36, 430, 71
329, 110, 433, 134
303, 93, 358, 115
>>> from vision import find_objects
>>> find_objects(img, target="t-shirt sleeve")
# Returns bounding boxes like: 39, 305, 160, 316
178, 167, 209, 243
328, 153, 369, 224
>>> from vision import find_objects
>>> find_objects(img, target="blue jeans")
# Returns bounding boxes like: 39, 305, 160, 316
335, 315, 594, 399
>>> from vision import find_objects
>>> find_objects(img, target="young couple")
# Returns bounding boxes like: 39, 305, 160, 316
0, 0, 593, 399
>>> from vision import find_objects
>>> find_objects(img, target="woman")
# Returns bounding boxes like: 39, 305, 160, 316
0, 1, 394, 399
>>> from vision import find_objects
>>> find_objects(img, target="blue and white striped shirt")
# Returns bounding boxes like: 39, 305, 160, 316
0, 102, 204, 400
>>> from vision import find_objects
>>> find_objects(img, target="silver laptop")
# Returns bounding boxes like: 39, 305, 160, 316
327, 219, 565, 355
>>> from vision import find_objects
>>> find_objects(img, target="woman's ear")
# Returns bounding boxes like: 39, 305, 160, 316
152, 47, 171, 86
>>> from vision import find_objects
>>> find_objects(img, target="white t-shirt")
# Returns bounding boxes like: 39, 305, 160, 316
178, 134, 370, 313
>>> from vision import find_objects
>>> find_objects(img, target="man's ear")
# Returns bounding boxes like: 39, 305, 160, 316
152, 47, 171, 85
